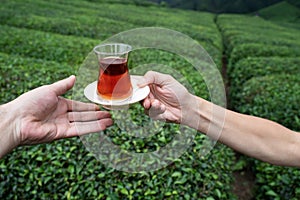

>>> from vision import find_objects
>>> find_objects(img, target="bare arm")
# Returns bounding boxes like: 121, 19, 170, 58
187, 96, 300, 167
141, 71, 300, 167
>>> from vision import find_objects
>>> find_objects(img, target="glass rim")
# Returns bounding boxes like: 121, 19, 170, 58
93, 43, 132, 55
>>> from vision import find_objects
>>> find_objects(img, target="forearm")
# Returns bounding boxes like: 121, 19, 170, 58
0, 102, 20, 158
185, 96, 300, 167
220, 109, 300, 166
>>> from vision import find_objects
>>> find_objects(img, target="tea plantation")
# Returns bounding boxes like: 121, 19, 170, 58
0, 0, 300, 199
217, 8, 300, 199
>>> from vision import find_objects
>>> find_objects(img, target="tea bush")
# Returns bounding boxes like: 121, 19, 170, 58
229, 43, 300, 65
0, 25, 98, 65
228, 57, 300, 107
237, 73, 300, 131
0, 51, 236, 199
226, 34, 300, 57
0, 0, 222, 49
0, 0, 237, 199
0, 1, 137, 40
235, 74, 300, 199
0, 52, 74, 103
0, 140, 235, 199
0, 56, 236, 200
3, 0, 300, 198
218, 9, 300, 200
253, 160, 300, 200
0, 0, 222, 68
228, 57, 300, 87
217, 14, 300, 56
53, 0, 222, 50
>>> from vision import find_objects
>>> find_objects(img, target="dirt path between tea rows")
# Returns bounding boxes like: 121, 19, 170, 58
215, 15, 256, 199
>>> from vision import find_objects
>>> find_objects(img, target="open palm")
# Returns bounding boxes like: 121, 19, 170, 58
11, 76, 113, 145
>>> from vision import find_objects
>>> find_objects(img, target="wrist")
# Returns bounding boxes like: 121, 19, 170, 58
0, 102, 21, 158
181, 94, 203, 130
181, 95, 226, 141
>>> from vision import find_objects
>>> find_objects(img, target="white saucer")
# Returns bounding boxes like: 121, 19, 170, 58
84, 75, 150, 108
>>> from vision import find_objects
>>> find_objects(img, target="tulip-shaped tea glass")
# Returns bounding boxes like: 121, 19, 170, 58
93, 43, 133, 102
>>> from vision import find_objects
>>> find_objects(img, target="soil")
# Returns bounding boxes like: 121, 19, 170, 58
217, 18, 256, 199
232, 167, 256, 199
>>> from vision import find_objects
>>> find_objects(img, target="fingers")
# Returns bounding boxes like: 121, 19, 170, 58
138, 71, 173, 88
67, 118, 113, 137
50, 75, 76, 96
145, 107, 166, 121
144, 98, 166, 119
142, 97, 151, 109
67, 110, 112, 136
150, 99, 165, 113
68, 111, 111, 122
64, 98, 100, 111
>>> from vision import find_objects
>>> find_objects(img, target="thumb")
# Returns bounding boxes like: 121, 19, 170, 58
50, 75, 76, 96
138, 71, 170, 88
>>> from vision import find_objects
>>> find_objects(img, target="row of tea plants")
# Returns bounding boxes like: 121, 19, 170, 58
0, 0, 236, 199
0, 0, 222, 67
217, 12, 300, 199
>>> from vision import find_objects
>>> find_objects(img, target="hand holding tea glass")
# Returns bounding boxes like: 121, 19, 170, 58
84, 43, 149, 109
139, 71, 300, 167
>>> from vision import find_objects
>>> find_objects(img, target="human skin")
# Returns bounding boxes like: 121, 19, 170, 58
139, 71, 300, 167
0, 75, 113, 158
